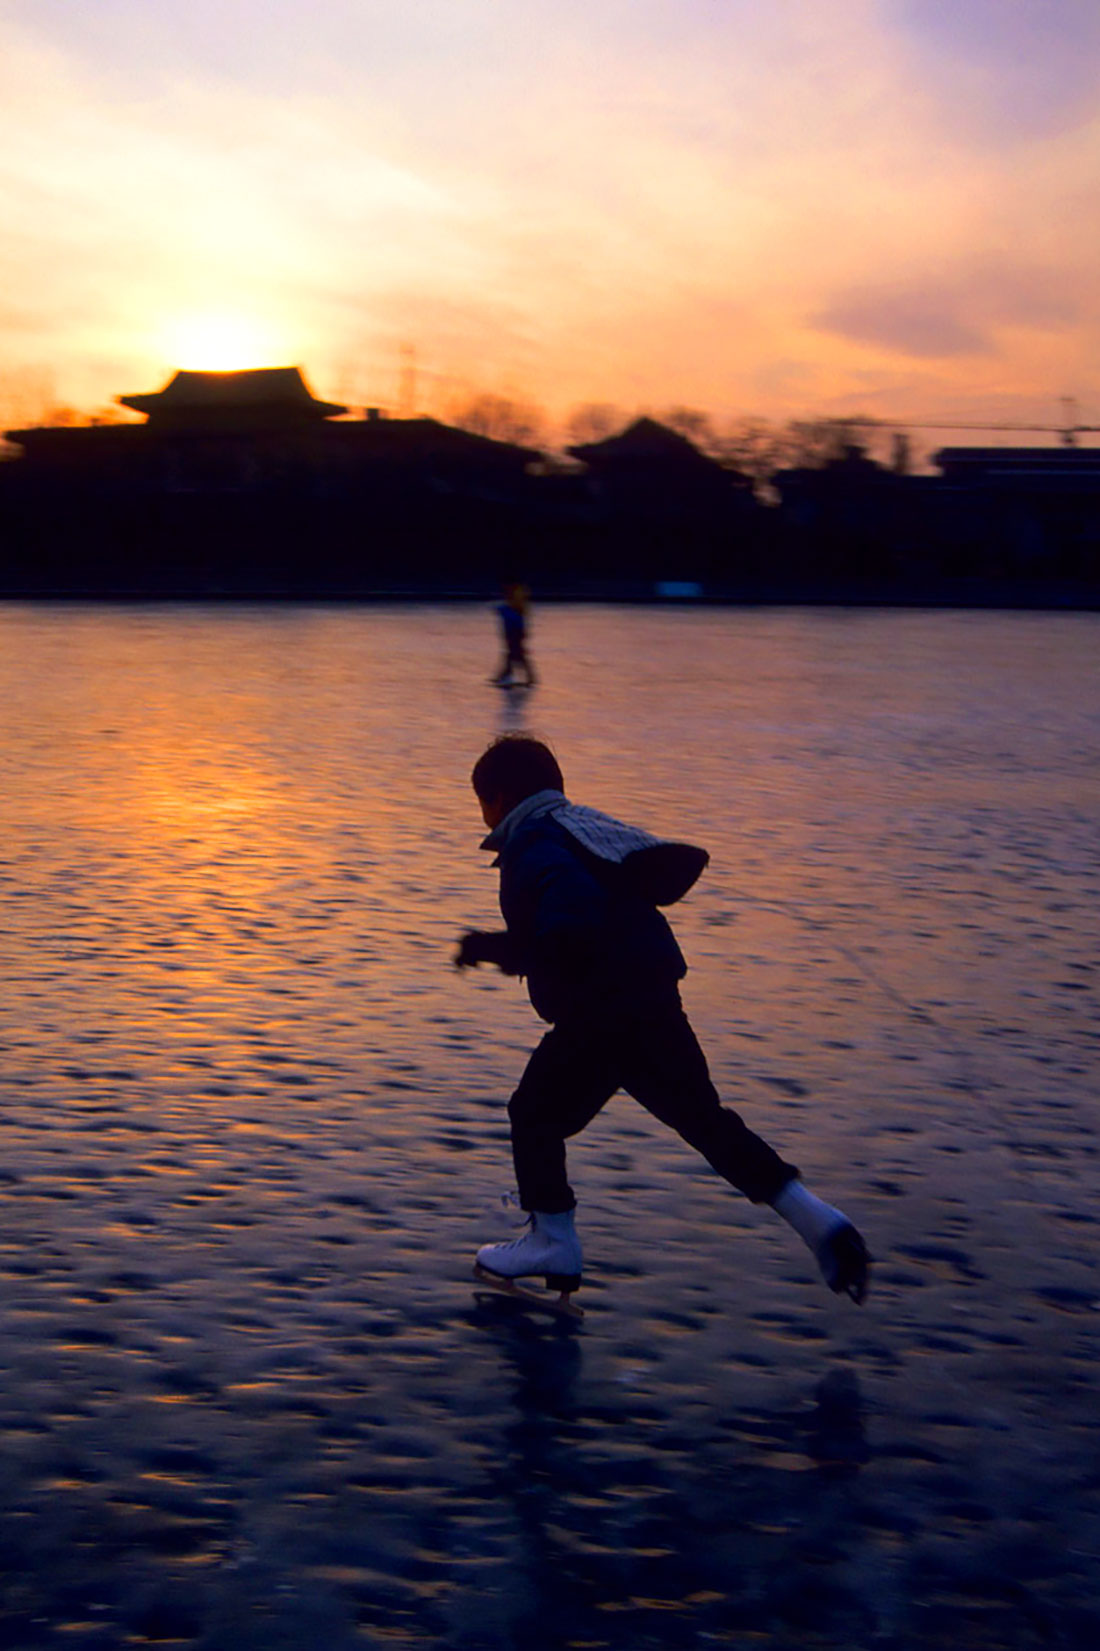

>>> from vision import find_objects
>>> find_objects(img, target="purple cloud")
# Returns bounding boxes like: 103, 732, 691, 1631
812, 290, 990, 358
888, 0, 1100, 141
813, 262, 1083, 359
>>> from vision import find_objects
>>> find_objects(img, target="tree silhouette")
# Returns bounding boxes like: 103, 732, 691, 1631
564, 402, 626, 444
450, 392, 547, 447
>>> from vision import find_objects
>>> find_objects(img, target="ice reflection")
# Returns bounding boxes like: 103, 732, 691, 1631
0, 603, 1097, 1647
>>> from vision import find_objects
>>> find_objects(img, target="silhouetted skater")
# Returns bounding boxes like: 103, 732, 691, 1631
456, 735, 870, 1311
492, 584, 536, 688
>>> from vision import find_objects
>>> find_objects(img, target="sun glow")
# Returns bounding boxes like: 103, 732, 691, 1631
163, 313, 283, 372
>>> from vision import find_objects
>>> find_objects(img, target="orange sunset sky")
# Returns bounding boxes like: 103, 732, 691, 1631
2, 0, 1098, 437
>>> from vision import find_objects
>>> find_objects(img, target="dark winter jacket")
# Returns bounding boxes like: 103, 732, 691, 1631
480, 791, 701, 1023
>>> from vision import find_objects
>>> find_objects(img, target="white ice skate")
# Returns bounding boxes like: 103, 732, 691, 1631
474, 1209, 584, 1319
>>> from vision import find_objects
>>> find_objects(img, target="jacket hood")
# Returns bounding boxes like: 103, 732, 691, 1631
482, 791, 709, 905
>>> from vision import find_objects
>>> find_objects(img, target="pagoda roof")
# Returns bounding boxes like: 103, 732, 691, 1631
119, 367, 346, 424
341, 416, 541, 462
568, 416, 716, 465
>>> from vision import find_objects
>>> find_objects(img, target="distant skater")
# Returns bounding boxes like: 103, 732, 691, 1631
492, 584, 536, 688
456, 735, 870, 1309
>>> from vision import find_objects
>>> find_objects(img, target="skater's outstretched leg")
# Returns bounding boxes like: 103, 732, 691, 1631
621, 993, 870, 1302
620, 996, 797, 1203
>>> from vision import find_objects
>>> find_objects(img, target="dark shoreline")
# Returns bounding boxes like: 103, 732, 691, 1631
2, 579, 1098, 611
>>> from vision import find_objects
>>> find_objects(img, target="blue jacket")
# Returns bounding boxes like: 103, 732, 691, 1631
482, 792, 688, 1023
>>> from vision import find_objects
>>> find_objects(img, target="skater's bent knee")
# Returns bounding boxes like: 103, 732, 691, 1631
507, 1089, 533, 1127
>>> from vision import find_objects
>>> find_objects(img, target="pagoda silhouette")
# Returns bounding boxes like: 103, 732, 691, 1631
0, 366, 541, 594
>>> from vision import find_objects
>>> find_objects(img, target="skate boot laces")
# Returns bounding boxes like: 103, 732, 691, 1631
497, 1190, 530, 1229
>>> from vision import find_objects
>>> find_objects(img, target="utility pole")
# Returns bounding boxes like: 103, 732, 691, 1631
398, 344, 418, 420
1060, 396, 1079, 447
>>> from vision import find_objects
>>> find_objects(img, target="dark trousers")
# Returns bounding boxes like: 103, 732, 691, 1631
494, 640, 535, 683
508, 991, 798, 1214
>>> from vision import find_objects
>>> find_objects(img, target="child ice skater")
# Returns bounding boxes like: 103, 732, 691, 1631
456, 735, 870, 1307
492, 583, 536, 688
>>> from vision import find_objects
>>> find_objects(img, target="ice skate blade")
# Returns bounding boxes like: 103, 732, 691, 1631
473, 1263, 584, 1320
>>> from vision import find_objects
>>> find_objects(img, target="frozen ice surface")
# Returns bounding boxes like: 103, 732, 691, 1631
0, 602, 1097, 1648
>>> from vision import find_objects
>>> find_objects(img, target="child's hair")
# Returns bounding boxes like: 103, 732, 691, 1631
471, 735, 564, 805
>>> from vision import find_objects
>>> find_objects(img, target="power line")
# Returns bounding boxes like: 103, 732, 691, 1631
873, 398, 1099, 448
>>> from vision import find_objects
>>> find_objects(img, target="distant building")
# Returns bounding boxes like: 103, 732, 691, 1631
770, 443, 920, 583
0, 367, 542, 594
118, 366, 346, 428
566, 416, 757, 584
931, 446, 1100, 580
932, 445, 1100, 487
5, 376, 1096, 599
6, 366, 538, 497
568, 416, 748, 512
769, 441, 1100, 589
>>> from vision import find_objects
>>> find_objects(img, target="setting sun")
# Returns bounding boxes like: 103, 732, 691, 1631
163, 313, 282, 373
2, 3, 1098, 431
